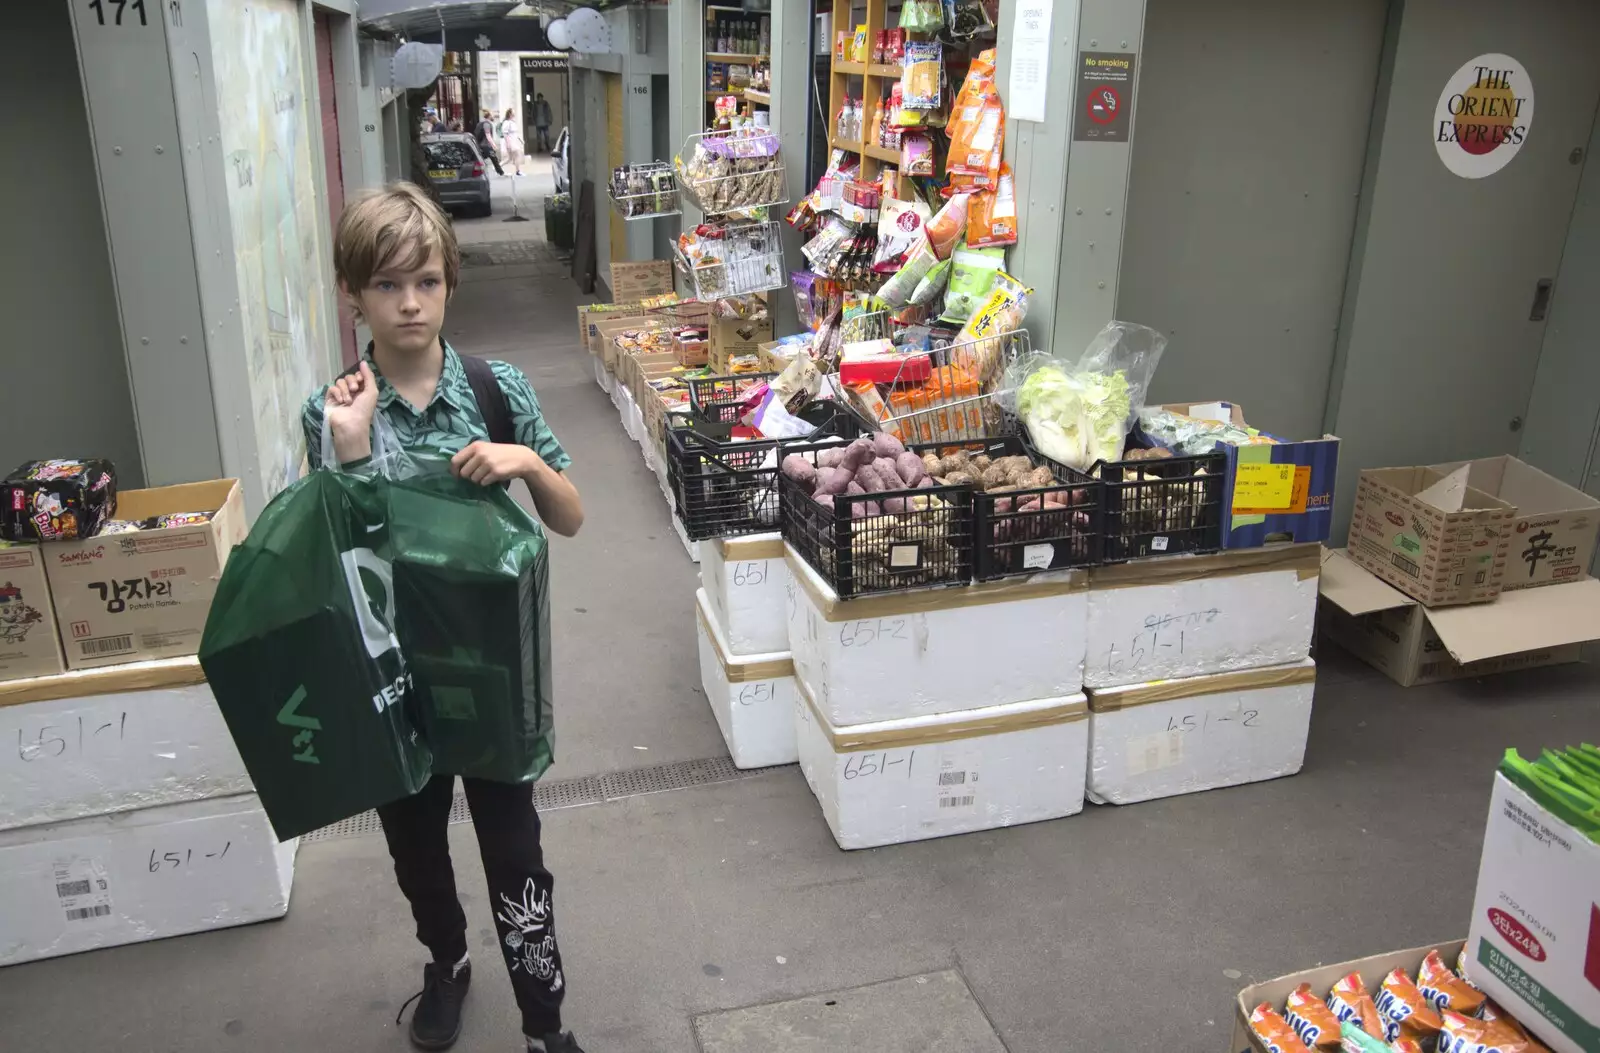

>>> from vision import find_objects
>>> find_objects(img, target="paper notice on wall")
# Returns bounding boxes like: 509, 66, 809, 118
52, 855, 113, 925
1007, 1, 1053, 123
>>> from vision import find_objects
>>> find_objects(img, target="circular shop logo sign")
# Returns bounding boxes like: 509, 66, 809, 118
1434, 53, 1533, 179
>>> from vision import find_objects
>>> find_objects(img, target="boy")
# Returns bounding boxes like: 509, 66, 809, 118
301, 182, 587, 1053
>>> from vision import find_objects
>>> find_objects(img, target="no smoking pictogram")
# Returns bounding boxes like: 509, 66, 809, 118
1087, 84, 1120, 124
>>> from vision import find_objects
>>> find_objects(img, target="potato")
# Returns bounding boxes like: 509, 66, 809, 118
871, 432, 907, 459
945, 449, 975, 471
816, 467, 851, 495
842, 437, 877, 471
895, 451, 927, 486
979, 465, 1010, 491
921, 452, 942, 476
781, 454, 818, 490
972, 454, 993, 471
995, 455, 1031, 476
1024, 466, 1056, 489
942, 470, 976, 487
818, 447, 845, 470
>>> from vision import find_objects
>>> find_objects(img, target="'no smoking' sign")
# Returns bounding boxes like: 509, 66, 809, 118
1073, 51, 1136, 141
1087, 84, 1120, 124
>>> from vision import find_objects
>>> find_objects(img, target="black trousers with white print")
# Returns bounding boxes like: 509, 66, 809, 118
378, 774, 566, 1037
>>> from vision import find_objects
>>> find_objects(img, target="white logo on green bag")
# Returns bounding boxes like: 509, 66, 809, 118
339, 547, 400, 660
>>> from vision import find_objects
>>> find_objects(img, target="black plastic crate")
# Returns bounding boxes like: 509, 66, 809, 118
963, 438, 1103, 581
1022, 433, 1224, 563
687, 372, 777, 425
668, 403, 871, 542
779, 437, 976, 599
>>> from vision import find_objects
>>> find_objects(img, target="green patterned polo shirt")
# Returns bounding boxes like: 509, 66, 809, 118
301, 342, 571, 474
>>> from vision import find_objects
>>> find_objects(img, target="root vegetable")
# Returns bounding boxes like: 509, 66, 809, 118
916, 476, 936, 489
843, 437, 876, 471
813, 493, 836, 511
1024, 466, 1056, 489
1018, 496, 1043, 513
972, 454, 993, 471
979, 465, 1010, 490
872, 433, 907, 459
882, 496, 908, 514
782, 454, 819, 489
856, 467, 886, 493
922, 453, 942, 476
846, 481, 866, 495
852, 501, 882, 519
818, 448, 845, 469
896, 452, 928, 486
817, 467, 851, 495
994, 496, 1014, 514
941, 470, 977, 487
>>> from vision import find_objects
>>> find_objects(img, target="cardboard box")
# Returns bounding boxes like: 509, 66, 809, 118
757, 338, 803, 374
1228, 940, 1465, 1053
796, 682, 1089, 850
1152, 403, 1340, 549
0, 792, 295, 966
1086, 660, 1315, 806
609, 259, 674, 301
577, 300, 653, 354
1465, 772, 1600, 1053
695, 589, 797, 769
593, 315, 658, 372
46, 480, 245, 671
1084, 544, 1319, 689
709, 316, 775, 374
1317, 549, 1600, 687
0, 542, 65, 683
0, 656, 250, 831
1431, 455, 1600, 591
1348, 466, 1516, 606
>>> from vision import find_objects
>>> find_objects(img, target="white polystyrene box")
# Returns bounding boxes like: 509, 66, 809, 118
701, 534, 790, 656
784, 547, 1088, 725
1085, 659, 1315, 805
672, 515, 701, 564
796, 685, 1089, 850
0, 793, 296, 966
0, 660, 252, 831
617, 385, 640, 441
695, 591, 797, 769
592, 356, 609, 391
1083, 546, 1319, 689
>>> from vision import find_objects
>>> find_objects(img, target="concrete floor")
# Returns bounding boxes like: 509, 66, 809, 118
2, 224, 1596, 1053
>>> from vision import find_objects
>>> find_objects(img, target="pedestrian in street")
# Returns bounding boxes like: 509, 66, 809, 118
302, 182, 587, 1053
475, 109, 505, 175
502, 108, 526, 177
430, 110, 447, 134
532, 93, 553, 154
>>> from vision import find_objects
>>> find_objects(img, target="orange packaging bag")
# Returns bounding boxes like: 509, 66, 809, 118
1328, 973, 1387, 1041
1374, 969, 1442, 1046
1249, 1003, 1313, 1053
1478, 1004, 1554, 1053
1284, 983, 1343, 1050
966, 165, 1016, 248
1416, 949, 1486, 1017
1438, 1009, 1542, 1052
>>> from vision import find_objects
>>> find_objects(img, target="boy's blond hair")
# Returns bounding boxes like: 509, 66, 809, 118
334, 181, 460, 299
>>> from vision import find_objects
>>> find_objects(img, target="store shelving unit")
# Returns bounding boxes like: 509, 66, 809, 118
826, 0, 904, 193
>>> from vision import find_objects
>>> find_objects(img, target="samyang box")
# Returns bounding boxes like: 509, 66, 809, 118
46, 480, 245, 670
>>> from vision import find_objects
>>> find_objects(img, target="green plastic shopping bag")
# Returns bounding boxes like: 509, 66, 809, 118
199, 469, 433, 841
389, 466, 554, 784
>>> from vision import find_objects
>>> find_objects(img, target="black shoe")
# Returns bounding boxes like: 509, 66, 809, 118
397, 960, 471, 1049
528, 1031, 587, 1053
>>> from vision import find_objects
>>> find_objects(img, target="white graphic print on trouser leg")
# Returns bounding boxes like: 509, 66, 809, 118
496, 878, 564, 991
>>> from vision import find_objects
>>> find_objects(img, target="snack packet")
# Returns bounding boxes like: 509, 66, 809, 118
1337, 1021, 1390, 1052
1250, 1003, 1313, 1052
1437, 1009, 1539, 1053
878, 236, 938, 307
924, 192, 971, 259
1285, 983, 1344, 1050
940, 246, 1006, 322
1329, 973, 1387, 1041
967, 165, 1017, 247
900, 41, 943, 109
873, 198, 931, 273
1374, 969, 1443, 1046
908, 258, 952, 307
1477, 1004, 1553, 1053
1416, 950, 1486, 1017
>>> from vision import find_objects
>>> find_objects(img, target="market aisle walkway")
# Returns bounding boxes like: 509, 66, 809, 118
2, 254, 1598, 1052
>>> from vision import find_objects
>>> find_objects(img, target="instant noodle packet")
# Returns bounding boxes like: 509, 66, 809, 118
1477, 1005, 1552, 1053
1250, 1003, 1313, 1052
1329, 973, 1387, 1041
1437, 1009, 1539, 1053
1285, 983, 1344, 1050
1416, 950, 1486, 1017
1374, 969, 1443, 1046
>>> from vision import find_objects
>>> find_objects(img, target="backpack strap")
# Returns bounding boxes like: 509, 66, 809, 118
460, 353, 516, 447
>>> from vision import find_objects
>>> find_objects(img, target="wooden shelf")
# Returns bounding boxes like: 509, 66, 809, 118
834, 60, 865, 74
706, 52, 769, 63
829, 136, 864, 154
863, 143, 900, 163
706, 89, 746, 99
743, 89, 772, 106
867, 63, 902, 77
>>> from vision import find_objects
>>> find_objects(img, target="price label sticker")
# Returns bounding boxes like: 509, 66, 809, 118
1232, 463, 1294, 510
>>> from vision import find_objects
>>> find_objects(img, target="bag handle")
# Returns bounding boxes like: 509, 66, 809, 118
460, 354, 516, 447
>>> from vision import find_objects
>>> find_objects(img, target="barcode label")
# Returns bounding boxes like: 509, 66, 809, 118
1390, 552, 1420, 579
65, 905, 112, 922
1150, 536, 1169, 552
938, 771, 967, 786
56, 880, 91, 898
80, 635, 133, 657
939, 795, 975, 809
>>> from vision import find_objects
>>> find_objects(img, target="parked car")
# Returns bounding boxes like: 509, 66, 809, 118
552, 127, 570, 193
421, 134, 492, 217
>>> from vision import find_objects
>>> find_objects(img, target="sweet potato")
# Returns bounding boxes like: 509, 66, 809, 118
916, 476, 936, 489
994, 496, 1014, 514
818, 447, 845, 470
842, 437, 877, 471
895, 451, 927, 486
852, 500, 882, 519
782, 454, 819, 489
872, 457, 904, 484
816, 467, 851, 495
1018, 496, 1042, 513
813, 493, 836, 511
845, 481, 866, 495
871, 432, 907, 459
882, 496, 908, 514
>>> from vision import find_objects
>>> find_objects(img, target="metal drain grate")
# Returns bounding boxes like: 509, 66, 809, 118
301, 755, 788, 843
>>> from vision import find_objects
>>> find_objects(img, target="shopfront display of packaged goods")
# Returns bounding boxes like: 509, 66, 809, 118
1120, 0, 1600, 546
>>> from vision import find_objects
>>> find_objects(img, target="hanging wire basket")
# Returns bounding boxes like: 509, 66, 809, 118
674, 220, 788, 299
869, 329, 1030, 445
675, 129, 788, 215
609, 161, 682, 220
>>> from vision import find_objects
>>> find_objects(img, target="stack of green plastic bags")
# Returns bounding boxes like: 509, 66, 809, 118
1501, 745, 1600, 843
